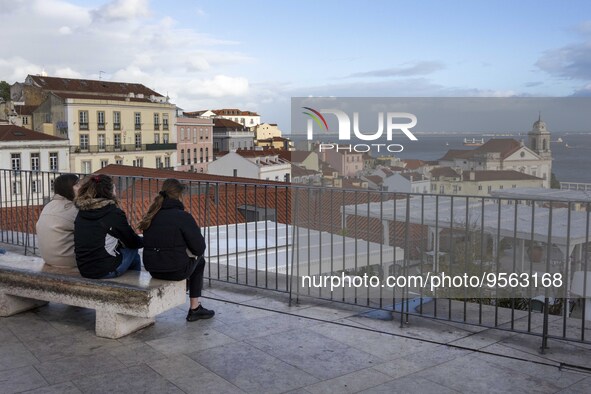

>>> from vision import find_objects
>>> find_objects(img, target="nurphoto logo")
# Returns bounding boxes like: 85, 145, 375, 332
303, 106, 418, 153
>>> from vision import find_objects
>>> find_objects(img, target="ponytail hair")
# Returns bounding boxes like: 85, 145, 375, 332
75, 174, 117, 207
138, 178, 185, 231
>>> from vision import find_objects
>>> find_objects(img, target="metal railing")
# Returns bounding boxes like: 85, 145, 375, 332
1, 168, 589, 350
561, 182, 591, 192
70, 143, 177, 153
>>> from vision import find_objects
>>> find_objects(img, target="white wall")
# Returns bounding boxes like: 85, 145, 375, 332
208, 153, 259, 179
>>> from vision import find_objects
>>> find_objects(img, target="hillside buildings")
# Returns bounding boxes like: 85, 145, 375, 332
438, 117, 552, 188
208, 149, 291, 181
175, 113, 213, 172
0, 124, 69, 205
212, 118, 255, 154
184, 109, 261, 128
10, 75, 177, 173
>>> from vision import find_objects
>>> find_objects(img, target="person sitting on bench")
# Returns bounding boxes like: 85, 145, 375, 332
138, 178, 214, 321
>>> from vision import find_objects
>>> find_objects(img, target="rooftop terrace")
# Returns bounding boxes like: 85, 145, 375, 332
1, 243, 590, 394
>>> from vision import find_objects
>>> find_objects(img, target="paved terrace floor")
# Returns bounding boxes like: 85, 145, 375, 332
1, 244, 590, 393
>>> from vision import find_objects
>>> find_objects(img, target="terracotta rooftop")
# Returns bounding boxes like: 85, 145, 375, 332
390, 166, 406, 172
27, 75, 162, 97
52, 92, 157, 103
277, 150, 313, 163
400, 172, 427, 182
440, 139, 524, 161
0, 124, 67, 142
234, 148, 285, 158
257, 136, 290, 142
13, 105, 38, 115
364, 175, 384, 185
466, 170, 543, 182
214, 109, 259, 116
213, 118, 248, 130
292, 165, 319, 178
439, 149, 473, 161
430, 167, 460, 179
95, 164, 288, 185
381, 168, 394, 177
401, 159, 426, 170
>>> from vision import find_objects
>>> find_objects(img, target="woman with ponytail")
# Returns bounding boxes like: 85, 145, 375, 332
138, 178, 214, 321
74, 174, 143, 279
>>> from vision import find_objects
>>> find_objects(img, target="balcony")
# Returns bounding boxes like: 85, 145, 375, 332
79, 123, 89, 130
145, 143, 177, 151
113, 123, 121, 131
134, 123, 141, 131
97, 123, 105, 131
70, 144, 153, 153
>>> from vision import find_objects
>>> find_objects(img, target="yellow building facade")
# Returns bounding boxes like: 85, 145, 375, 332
34, 94, 177, 173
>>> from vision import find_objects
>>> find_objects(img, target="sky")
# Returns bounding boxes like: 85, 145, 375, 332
1, 0, 591, 131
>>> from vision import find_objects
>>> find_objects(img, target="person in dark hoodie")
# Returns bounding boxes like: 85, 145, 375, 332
74, 174, 143, 279
138, 178, 214, 321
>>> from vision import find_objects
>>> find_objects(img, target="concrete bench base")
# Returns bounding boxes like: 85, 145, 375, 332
96, 311, 155, 338
0, 293, 49, 316
0, 255, 186, 339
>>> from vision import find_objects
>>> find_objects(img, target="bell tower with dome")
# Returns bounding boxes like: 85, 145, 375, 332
528, 113, 551, 160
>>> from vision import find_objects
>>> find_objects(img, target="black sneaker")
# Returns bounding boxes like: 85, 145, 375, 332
186, 304, 215, 321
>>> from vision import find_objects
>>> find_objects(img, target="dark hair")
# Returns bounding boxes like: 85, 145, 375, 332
138, 178, 185, 231
53, 174, 79, 201
76, 174, 116, 201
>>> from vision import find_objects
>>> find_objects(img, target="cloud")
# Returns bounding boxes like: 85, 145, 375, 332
92, 0, 150, 22
524, 81, 543, 87
0, 0, 26, 14
0, 0, 254, 107
181, 75, 249, 98
0, 57, 44, 82
32, 0, 91, 24
536, 25, 591, 81
54, 67, 83, 78
571, 83, 591, 96
58, 26, 72, 35
345, 61, 445, 78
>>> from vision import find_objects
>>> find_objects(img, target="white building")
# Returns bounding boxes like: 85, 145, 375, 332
0, 124, 70, 206
438, 117, 553, 188
384, 172, 431, 193
185, 109, 261, 129
208, 150, 291, 181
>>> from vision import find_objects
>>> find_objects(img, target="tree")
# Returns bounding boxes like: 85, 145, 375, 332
0, 81, 10, 102
550, 172, 560, 189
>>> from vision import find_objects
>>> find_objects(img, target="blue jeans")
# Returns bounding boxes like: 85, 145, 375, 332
100, 248, 142, 279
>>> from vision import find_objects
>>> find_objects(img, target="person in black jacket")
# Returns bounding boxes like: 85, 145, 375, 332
138, 178, 214, 321
74, 174, 143, 279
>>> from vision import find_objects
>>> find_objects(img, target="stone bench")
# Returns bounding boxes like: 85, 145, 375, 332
0, 254, 186, 339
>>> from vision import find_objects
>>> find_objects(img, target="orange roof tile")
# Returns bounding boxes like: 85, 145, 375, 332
0, 124, 67, 142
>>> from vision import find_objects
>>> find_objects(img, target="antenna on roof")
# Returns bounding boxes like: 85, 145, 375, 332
538, 111, 541, 122
99, 71, 105, 81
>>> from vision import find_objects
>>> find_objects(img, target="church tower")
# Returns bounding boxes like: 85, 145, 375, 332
528, 113, 551, 160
